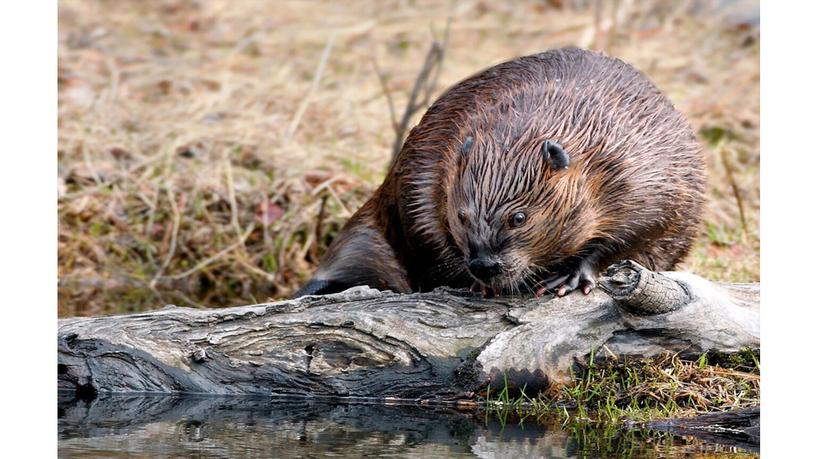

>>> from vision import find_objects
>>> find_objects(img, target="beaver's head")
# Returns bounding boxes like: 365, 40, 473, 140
446, 136, 595, 291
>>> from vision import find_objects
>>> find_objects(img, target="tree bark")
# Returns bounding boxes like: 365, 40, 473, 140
58, 261, 759, 400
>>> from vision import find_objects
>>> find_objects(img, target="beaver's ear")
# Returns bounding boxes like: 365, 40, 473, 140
461, 136, 474, 156
542, 140, 569, 170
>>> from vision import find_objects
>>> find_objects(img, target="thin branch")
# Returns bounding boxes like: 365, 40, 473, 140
386, 21, 451, 168
287, 34, 336, 138
261, 190, 271, 248
719, 142, 749, 242
223, 147, 243, 242
143, 184, 161, 238
592, 0, 605, 51
422, 18, 451, 108
166, 222, 256, 281
311, 194, 329, 262
80, 142, 103, 186
371, 56, 400, 134
237, 257, 278, 282
150, 185, 182, 288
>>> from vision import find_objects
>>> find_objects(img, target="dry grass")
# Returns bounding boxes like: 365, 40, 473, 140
58, 0, 759, 316
560, 352, 760, 421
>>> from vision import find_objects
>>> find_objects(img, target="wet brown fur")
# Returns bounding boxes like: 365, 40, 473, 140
296, 47, 706, 297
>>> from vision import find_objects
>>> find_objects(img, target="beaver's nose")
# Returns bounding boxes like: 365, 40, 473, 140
468, 257, 502, 282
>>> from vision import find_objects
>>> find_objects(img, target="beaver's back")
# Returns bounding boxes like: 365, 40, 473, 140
296, 47, 706, 297
390, 47, 705, 279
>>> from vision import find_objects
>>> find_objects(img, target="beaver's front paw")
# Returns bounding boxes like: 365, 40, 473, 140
535, 261, 597, 297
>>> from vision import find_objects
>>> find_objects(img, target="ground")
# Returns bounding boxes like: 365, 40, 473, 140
58, 0, 759, 316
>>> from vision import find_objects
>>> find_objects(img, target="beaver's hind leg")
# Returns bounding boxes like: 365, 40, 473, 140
293, 225, 411, 298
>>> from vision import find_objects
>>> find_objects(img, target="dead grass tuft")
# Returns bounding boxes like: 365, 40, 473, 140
487, 351, 760, 425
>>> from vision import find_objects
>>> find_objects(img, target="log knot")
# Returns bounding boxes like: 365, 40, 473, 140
600, 260, 692, 315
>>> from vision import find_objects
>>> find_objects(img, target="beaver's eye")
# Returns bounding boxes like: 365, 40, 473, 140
509, 211, 527, 228
457, 209, 468, 223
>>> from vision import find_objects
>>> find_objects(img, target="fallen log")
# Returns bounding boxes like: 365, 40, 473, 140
58, 261, 759, 400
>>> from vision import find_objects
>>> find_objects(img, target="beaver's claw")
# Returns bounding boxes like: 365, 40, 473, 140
535, 262, 597, 297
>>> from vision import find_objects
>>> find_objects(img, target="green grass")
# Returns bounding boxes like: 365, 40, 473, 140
485, 350, 760, 426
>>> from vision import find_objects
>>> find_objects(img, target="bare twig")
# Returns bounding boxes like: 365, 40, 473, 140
223, 147, 243, 242
592, 0, 604, 50
261, 190, 271, 248
423, 19, 451, 106
326, 183, 351, 217
167, 222, 256, 281
143, 185, 161, 238
371, 57, 400, 134
719, 143, 749, 242
237, 257, 277, 282
287, 34, 336, 138
150, 185, 182, 288
385, 20, 451, 168
80, 142, 103, 186
311, 194, 329, 261
103, 55, 121, 106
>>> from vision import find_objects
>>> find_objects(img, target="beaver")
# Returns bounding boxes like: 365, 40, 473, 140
295, 47, 706, 298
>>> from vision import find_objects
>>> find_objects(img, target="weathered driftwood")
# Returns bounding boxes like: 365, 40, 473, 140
58, 261, 759, 399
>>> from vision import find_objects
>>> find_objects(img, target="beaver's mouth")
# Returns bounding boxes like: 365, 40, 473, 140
466, 266, 531, 296
482, 264, 573, 297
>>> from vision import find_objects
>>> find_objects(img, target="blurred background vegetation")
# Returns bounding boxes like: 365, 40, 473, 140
58, 0, 759, 316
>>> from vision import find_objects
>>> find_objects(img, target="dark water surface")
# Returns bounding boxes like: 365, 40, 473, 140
58, 394, 756, 458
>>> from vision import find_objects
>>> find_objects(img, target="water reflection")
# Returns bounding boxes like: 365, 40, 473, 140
58, 394, 756, 458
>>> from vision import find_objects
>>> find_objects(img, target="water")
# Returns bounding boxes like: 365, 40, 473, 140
59, 394, 757, 458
